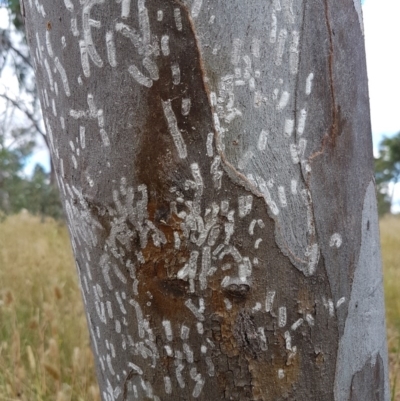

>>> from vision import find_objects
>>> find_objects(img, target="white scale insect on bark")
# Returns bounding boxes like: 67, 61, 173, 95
291, 179, 298, 194
284, 119, 294, 136
44, 58, 54, 90
106, 31, 117, 67
284, 331, 292, 350
115, 22, 141, 48
54, 57, 70, 96
291, 318, 304, 331
138, 0, 151, 47
275, 29, 288, 66
171, 63, 181, 85
336, 297, 346, 308
306, 243, 320, 276
278, 186, 287, 207
191, 0, 203, 19
121, 0, 131, 19
71, 18, 79, 36
174, 231, 181, 250
270, 11, 277, 43
174, 8, 183, 31
45, 30, 53, 58
254, 238, 262, 249
277, 90, 290, 110
161, 35, 170, 56
161, 99, 187, 159
305, 313, 315, 326
278, 306, 287, 327
257, 129, 268, 151
257, 177, 280, 216
329, 233, 343, 248
82, 1, 104, 68
297, 109, 307, 135
197, 322, 204, 334
306, 72, 314, 95
162, 320, 173, 341
143, 57, 159, 80
79, 40, 90, 77
206, 133, 214, 157
184, 299, 205, 321
63, 0, 74, 12
128, 64, 153, 88
181, 98, 191, 116
238, 195, 253, 218
265, 290, 276, 313
191, 368, 205, 398
164, 376, 172, 394
289, 31, 299, 75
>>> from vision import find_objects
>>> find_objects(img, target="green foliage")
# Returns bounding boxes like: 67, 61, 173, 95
375, 132, 400, 215
0, 133, 63, 220
376, 188, 392, 217
3, 0, 24, 30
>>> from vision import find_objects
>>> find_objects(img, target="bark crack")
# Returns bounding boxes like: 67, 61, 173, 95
324, 0, 339, 143
303, 0, 342, 252
308, 0, 340, 164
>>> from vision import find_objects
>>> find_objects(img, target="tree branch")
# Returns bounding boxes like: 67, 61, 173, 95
0, 92, 45, 139
0, 31, 32, 68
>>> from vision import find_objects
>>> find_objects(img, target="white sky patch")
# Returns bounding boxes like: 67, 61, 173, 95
363, 0, 400, 144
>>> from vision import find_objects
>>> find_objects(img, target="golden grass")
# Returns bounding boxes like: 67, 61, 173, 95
380, 215, 400, 401
0, 212, 399, 400
0, 213, 99, 401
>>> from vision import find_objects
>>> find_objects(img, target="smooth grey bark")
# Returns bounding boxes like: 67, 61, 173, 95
22, 0, 388, 400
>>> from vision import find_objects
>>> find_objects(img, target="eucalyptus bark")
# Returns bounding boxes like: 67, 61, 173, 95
22, 0, 388, 400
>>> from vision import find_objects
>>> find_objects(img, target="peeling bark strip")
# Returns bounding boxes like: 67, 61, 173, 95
23, 0, 388, 400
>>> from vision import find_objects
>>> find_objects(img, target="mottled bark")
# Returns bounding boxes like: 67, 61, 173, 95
22, 0, 388, 400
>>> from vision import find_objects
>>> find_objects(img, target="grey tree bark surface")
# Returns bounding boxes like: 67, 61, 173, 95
22, 0, 389, 399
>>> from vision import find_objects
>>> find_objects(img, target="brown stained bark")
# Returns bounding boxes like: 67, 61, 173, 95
22, 0, 388, 400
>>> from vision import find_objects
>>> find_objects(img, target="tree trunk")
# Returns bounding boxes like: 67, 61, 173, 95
22, 0, 389, 399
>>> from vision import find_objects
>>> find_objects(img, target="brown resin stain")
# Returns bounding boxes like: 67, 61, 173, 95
207, 288, 302, 401
206, 260, 302, 400
136, 202, 192, 321
297, 286, 316, 316
249, 346, 301, 401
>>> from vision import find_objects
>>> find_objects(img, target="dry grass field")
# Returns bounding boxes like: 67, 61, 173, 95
0, 213, 99, 401
381, 215, 400, 401
0, 213, 399, 400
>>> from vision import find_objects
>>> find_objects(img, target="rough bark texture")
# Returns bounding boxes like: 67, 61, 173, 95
22, 0, 388, 400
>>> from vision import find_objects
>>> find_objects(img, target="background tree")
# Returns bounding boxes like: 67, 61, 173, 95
22, 0, 389, 400
0, 0, 62, 218
375, 132, 400, 215
0, 126, 62, 218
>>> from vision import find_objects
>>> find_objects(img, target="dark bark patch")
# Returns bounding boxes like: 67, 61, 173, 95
234, 311, 262, 359
350, 353, 385, 401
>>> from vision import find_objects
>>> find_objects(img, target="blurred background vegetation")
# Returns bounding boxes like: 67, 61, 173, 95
0, 0, 62, 221
0, 1, 399, 401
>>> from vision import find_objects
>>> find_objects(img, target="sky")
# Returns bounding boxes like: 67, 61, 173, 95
363, 0, 400, 211
1, 0, 400, 209
363, 0, 400, 146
